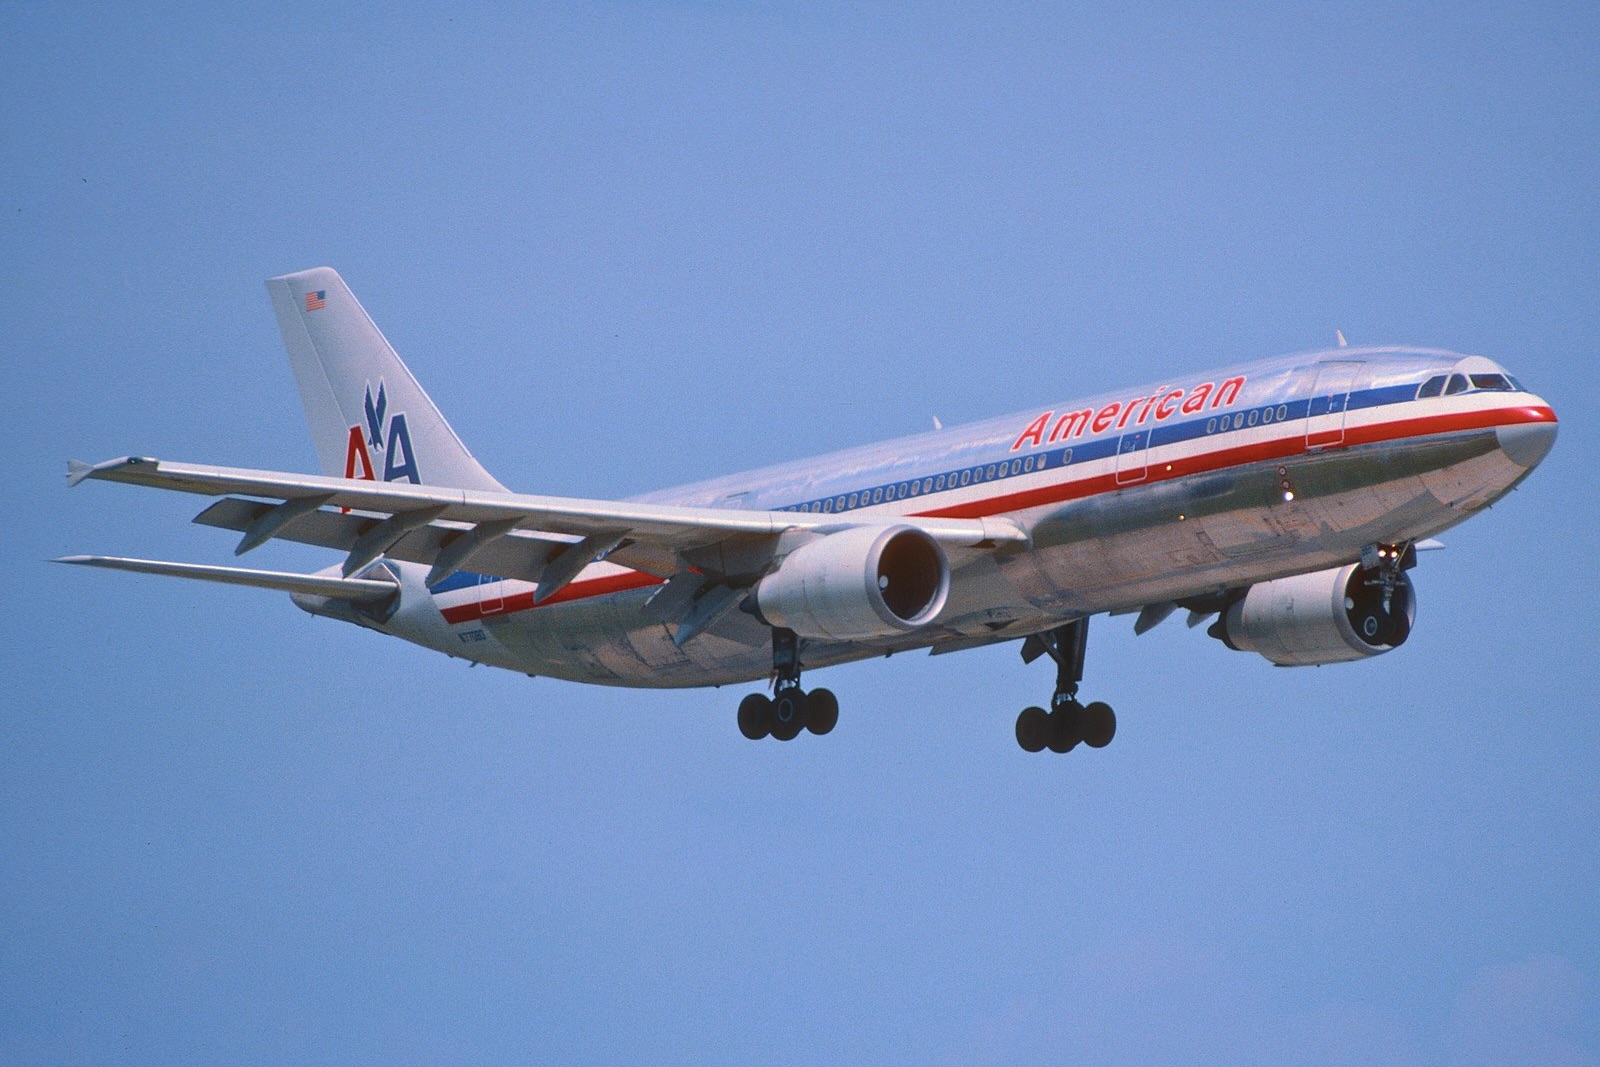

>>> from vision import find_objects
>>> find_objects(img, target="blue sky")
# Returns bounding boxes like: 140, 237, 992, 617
4, 3, 1597, 1064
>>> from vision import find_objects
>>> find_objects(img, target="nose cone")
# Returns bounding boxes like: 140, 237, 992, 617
1497, 417, 1557, 469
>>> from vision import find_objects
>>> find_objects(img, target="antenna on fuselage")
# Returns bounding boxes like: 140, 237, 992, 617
1336, 330, 1349, 348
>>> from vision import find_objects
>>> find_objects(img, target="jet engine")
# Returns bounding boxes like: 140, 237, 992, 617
754, 525, 950, 641
1208, 563, 1415, 667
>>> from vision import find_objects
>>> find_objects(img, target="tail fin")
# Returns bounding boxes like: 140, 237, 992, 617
265, 267, 508, 492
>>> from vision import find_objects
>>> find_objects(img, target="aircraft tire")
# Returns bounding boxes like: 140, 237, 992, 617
770, 690, 805, 741
1015, 706, 1049, 752
738, 693, 773, 741
1046, 706, 1081, 753
1082, 702, 1116, 748
805, 688, 839, 735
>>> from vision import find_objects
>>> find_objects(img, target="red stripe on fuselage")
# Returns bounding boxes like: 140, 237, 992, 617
438, 402, 1554, 623
439, 569, 663, 625
920, 403, 1555, 520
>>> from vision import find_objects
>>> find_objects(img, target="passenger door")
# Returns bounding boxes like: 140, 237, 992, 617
1305, 361, 1363, 449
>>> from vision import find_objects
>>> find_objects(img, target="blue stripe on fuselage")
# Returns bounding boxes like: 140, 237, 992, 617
773, 381, 1443, 516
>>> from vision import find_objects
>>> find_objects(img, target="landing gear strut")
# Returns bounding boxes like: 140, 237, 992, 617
1358, 541, 1416, 646
1015, 617, 1116, 754
737, 628, 839, 742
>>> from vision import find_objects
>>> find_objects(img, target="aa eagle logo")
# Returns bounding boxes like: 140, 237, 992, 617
343, 380, 420, 484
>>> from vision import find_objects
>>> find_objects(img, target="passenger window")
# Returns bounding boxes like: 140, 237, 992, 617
960, 470, 971, 486
1471, 373, 1512, 391
923, 477, 933, 493
1417, 375, 1446, 398
872, 487, 883, 504
1444, 374, 1469, 395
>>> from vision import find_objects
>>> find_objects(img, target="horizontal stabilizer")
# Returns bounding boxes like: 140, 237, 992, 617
53, 555, 398, 602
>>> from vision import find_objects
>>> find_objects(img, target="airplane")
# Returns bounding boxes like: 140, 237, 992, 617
58, 267, 1559, 753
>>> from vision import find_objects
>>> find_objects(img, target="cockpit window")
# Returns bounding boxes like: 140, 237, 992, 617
1444, 374, 1469, 396
1470, 373, 1514, 391
1416, 375, 1446, 399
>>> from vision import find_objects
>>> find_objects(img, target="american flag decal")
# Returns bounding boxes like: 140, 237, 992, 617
305, 290, 327, 312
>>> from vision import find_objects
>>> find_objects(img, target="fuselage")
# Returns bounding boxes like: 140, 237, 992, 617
338, 345, 1556, 687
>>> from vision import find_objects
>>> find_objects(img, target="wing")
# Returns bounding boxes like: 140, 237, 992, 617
67, 456, 1029, 606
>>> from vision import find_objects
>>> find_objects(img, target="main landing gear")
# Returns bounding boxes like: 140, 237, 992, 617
1015, 617, 1116, 754
737, 628, 839, 742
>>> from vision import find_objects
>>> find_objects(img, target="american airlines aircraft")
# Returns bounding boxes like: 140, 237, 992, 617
60, 268, 1558, 753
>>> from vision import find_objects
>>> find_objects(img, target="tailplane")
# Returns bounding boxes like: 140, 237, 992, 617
265, 267, 508, 492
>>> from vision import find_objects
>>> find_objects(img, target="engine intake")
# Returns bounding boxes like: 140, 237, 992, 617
755, 525, 950, 641
1209, 563, 1415, 666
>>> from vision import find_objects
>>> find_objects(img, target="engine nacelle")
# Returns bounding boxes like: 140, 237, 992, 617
1210, 563, 1416, 666
754, 525, 950, 641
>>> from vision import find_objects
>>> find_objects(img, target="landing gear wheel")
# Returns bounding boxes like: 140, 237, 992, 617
1016, 619, 1120, 754
1082, 701, 1116, 748
1355, 607, 1387, 644
1046, 705, 1082, 753
738, 693, 772, 741
770, 689, 806, 741
805, 688, 839, 736
1016, 706, 1049, 752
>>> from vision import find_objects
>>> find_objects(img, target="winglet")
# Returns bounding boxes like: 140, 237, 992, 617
66, 456, 151, 487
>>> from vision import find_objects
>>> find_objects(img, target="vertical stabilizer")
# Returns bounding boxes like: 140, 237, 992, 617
265, 267, 508, 492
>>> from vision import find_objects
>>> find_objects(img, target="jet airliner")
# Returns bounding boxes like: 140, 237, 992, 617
60, 268, 1558, 752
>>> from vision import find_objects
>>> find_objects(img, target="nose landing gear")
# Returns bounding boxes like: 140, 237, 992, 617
1015, 618, 1116, 754
736, 627, 839, 742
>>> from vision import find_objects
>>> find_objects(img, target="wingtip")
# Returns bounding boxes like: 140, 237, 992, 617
65, 455, 155, 487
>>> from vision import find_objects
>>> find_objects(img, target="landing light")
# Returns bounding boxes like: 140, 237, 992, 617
1282, 490, 1295, 502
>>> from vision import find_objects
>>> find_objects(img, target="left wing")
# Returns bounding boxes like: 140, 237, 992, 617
67, 456, 1029, 602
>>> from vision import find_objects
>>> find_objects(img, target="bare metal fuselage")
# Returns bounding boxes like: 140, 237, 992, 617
346, 346, 1555, 687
